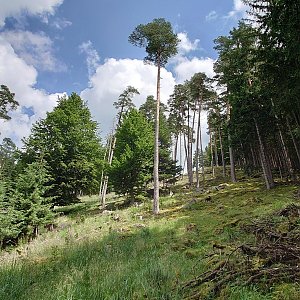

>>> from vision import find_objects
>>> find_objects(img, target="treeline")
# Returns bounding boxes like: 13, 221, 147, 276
0, 93, 104, 246
210, 0, 300, 187
0, 0, 299, 246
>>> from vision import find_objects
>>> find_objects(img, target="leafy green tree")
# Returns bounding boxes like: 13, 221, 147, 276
129, 18, 179, 214
0, 85, 19, 121
0, 161, 53, 246
109, 109, 154, 199
0, 138, 19, 180
140, 96, 181, 183
22, 93, 103, 205
100, 86, 139, 208
114, 86, 139, 123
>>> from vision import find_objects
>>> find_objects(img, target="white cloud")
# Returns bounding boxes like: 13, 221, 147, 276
0, 37, 64, 146
1, 30, 66, 72
51, 18, 72, 30
79, 41, 100, 77
227, 0, 248, 19
206, 10, 218, 21
174, 57, 215, 83
81, 58, 176, 137
177, 32, 199, 54
0, 0, 64, 27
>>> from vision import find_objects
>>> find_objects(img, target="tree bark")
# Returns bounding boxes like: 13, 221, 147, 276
287, 117, 300, 165
186, 100, 193, 186
218, 127, 226, 177
254, 118, 274, 189
195, 98, 201, 190
210, 130, 215, 179
214, 132, 219, 167
228, 133, 237, 183
153, 59, 160, 215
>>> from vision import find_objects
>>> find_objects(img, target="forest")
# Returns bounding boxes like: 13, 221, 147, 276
0, 0, 300, 299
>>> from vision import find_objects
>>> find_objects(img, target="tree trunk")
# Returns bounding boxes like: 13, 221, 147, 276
226, 101, 236, 182
153, 60, 160, 215
218, 126, 226, 177
186, 101, 193, 186
214, 132, 219, 167
174, 134, 179, 162
254, 118, 274, 189
287, 117, 300, 165
228, 133, 237, 182
100, 135, 116, 208
195, 100, 201, 190
210, 130, 215, 179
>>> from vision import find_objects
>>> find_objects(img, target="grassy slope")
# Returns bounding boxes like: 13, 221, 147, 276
0, 175, 299, 300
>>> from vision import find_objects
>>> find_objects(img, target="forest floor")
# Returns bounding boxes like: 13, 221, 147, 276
0, 171, 299, 300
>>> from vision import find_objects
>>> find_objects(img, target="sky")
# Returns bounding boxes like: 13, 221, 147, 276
0, 0, 248, 147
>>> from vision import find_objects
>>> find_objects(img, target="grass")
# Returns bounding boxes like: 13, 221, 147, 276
0, 173, 299, 299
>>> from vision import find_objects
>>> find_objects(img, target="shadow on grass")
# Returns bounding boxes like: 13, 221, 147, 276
0, 219, 202, 300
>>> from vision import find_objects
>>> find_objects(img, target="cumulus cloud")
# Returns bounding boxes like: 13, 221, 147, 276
227, 0, 248, 19
81, 58, 175, 137
177, 32, 199, 54
1, 30, 66, 72
0, 0, 64, 27
79, 41, 100, 77
174, 57, 215, 83
0, 37, 64, 146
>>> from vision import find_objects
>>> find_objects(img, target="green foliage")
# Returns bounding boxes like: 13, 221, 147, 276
22, 93, 103, 205
113, 86, 139, 123
129, 18, 179, 67
0, 161, 54, 246
109, 109, 154, 198
139, 96, 181, 181
0, 85, 19, 121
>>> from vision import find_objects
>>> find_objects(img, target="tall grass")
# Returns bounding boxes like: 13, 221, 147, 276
0, 176, 298, 299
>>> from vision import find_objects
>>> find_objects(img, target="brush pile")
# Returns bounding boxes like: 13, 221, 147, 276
181, 203, 300, 299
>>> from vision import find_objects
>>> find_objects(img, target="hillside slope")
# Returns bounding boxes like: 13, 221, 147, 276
0, 176, 299, 300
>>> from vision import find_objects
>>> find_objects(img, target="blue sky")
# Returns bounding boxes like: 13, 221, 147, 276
0, 0, 247, 145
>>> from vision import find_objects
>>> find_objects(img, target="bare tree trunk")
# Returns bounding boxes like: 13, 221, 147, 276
99, 136, 110, 206
195, 102, 201, 190
226, 101, 236, 182
180, 133, 183, 178
186, 103, 193, 186
218, 127, 226, 177
254, 118, 274, 189
100, 135, 116, 208
174, 134, 179, 162
228, 133, 237, 182
210, 130, 215, 179
275, 149, 284, 181
287, 117, 300, 165
271, 99, 294, 178
153, 60, 160, 215
214, 132, 219, 167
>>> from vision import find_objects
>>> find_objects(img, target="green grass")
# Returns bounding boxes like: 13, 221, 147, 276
0, 175, 299, 300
